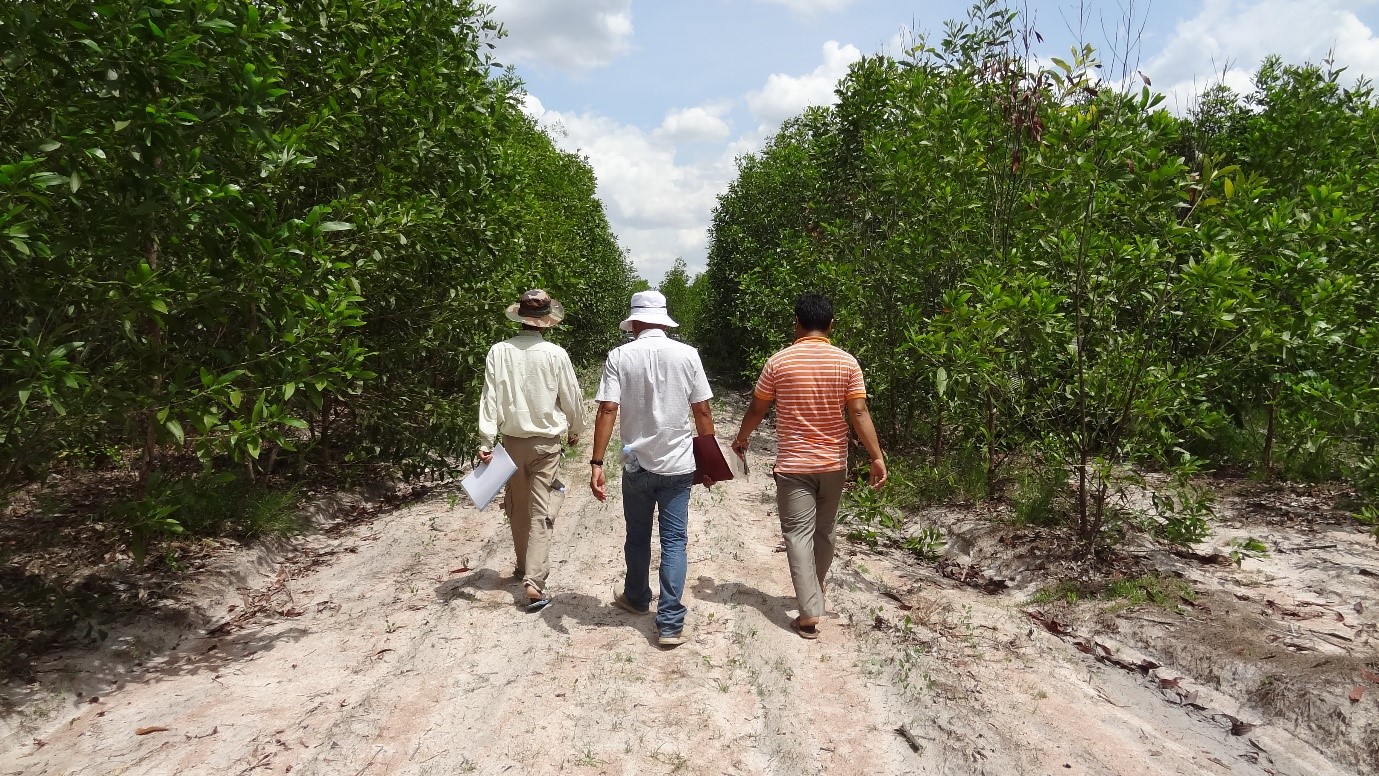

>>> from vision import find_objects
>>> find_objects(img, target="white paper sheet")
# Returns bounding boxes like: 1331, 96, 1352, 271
722, 439, 749, 479
461, 444, 517, 511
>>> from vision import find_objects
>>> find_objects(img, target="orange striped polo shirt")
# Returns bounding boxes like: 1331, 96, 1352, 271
754, 336, 867, 474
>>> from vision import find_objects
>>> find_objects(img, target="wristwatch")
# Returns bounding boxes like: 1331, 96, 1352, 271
589, 459, 604, 466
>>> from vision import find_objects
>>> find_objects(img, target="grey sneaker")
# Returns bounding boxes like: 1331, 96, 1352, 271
657, 628, 690, 647
612, 587, 651, 615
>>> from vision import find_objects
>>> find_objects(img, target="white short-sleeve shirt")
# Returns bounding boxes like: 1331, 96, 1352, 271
595, 329, 713, 476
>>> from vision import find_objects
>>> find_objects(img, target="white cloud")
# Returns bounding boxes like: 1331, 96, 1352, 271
487, 0, 634, 72
514, 39, 869, 281
757, 0, 858, 15
654, 104, 733, 143
746, 41, 863, 127
1143, 0, 1379, 113
523, 101, 731, 282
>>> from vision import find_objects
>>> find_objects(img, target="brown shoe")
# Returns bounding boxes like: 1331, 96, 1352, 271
612, 587, 651, 615
658, 628, 691, 647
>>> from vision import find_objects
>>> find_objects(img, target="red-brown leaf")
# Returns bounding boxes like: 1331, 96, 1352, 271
135, 726, 170, 736
1350, 685, 1365, 703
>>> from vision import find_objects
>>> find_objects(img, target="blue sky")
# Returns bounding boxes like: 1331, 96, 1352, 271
486, 0, 1379, 283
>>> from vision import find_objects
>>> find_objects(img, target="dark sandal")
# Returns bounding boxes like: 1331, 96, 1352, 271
791, 617, 819, 639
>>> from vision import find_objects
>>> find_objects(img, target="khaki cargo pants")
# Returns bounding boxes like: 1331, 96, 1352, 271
502, 435, 567, 594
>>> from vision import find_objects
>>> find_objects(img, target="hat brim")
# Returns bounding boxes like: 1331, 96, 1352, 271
506, 299, 565, 328
619, 311, 679, 332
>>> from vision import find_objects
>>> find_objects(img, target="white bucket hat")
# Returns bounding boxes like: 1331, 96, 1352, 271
619, 289, 679, 332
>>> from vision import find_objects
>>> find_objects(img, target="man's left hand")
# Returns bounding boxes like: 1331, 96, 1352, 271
478, 448, 493, 465
868, 458, 888, 490
590, 466, 606, 502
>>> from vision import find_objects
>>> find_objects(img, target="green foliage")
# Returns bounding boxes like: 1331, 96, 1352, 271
839, 466, 947, 558
0, 1, 633, 512
1101, 576, 1196, 611
105, 472, 299, 564
658, 258, 704, 344
840, 479, 902, 547
903, 447, 989, 504
1228, 536, 1270, 567
1145, 462, 1217, 547
1354, 506, 1379, 544
1030, 575, 1196, 611
900, 525, 945, 562
1012, 467, 1063, 528
699, 0, 1379, 556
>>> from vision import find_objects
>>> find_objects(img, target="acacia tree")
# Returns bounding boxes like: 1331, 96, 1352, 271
658, 258, 703, 342
699, 0, 1378, 553
1, 1, 632, 550
1187, 58, 1378, 480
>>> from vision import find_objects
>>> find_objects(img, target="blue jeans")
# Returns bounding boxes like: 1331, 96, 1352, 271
621, 468, 694, 636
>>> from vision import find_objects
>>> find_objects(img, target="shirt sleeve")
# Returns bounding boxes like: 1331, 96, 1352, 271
556, 351, 586, 439
687, 349, 712, 404
846, 357, 867, 401
477, 346, 500, 449
594, 350, 620, 404
754, 357, 776, 401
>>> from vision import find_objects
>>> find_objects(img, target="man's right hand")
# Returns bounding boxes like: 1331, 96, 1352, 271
478, 448, 492, 465
590, 465, 606, 502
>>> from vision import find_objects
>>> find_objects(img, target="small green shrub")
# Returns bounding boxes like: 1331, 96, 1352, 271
839, 464, 947, 559
1348, 454, 1379, 503
1146, 461, 1216, 547
1012, 467, 1064, 527
840, 480, 901, 547
108, 487, 184, 567
1229, 536, 1270, 567
1355, 506, 1379, 544
1029, 575, 1195, 611
900, 525, 946, 561
903, 446, 988, 505
1028, 581, 1081, 605
106, 473, 301, 564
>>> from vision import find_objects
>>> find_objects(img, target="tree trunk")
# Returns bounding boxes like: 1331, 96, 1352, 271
1261, 390, 1279, 474
139, 232, 162, 493
933, 405, 944, 464
985, 391, 998, 496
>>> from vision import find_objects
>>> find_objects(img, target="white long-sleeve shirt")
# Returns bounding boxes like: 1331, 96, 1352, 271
478, 331, 586, 449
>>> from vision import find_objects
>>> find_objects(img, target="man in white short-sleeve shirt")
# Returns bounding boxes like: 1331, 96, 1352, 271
589, 290, 715, 646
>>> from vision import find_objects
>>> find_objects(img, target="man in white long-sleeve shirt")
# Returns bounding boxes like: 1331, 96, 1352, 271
478, 289, 585, 612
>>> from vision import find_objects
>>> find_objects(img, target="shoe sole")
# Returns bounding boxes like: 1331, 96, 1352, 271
657, 632, 689, 647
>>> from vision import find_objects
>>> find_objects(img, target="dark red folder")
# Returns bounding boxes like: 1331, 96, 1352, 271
692, 434, 735, 488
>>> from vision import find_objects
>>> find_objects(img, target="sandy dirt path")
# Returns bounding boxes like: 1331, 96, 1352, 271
0, 405, 1360, 775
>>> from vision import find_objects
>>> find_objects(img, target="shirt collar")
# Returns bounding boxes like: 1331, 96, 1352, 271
636, 329, 669, 340
794, 335, 830, 344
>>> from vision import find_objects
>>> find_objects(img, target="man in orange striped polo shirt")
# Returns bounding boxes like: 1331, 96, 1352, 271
731, 293, 886, 639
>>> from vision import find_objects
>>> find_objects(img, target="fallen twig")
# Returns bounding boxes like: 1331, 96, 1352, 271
894, 725, 927, 753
